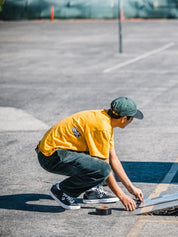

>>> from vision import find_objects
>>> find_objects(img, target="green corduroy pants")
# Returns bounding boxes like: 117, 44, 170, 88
37, 148, 111, 197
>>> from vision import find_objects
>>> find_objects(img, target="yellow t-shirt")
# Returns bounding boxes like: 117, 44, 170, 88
38, 110, 114, 159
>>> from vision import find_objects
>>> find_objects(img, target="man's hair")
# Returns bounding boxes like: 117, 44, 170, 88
107, 109, 131, 120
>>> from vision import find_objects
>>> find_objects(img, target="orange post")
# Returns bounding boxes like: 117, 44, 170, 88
120, 8, 125, 21
51, 5, 54, 20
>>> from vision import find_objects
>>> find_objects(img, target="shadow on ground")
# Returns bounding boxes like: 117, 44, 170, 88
118, 161, 178, 184
0, 194, 65, 213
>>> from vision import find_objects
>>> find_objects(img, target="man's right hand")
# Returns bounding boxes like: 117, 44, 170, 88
120, 194, 136, 211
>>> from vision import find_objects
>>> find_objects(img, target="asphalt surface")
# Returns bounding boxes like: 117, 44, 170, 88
0, 19, 178, 237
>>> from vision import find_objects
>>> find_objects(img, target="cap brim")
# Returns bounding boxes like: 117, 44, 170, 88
134, 109, 144, 120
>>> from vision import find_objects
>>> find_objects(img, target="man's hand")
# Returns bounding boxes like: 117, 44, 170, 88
120, 194, 136, 211
128, 186, 143, 202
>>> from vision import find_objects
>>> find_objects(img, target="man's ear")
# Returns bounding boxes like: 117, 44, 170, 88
121, 116, 127, 123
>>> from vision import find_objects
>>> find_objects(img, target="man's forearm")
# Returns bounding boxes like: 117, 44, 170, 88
105, 171, 125, 199
106, 149, 143, 208
110, 154, 134, 193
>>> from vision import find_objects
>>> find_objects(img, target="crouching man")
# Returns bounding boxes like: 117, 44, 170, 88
36, 97, 143, 211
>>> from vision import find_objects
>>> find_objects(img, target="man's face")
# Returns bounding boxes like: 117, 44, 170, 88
111, 116, 134, 128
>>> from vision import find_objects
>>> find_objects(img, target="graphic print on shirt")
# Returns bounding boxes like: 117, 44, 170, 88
72, 126, 81, 138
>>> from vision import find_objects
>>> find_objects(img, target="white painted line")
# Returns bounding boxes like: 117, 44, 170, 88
104, 42, 175, 73
0, 107, 49, 131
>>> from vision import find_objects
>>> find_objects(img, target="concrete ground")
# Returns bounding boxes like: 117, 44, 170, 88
0, 19, 178, 237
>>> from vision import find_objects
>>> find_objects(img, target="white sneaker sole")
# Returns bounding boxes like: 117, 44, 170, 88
83, 197, 119, 204
49, 190, 80, 210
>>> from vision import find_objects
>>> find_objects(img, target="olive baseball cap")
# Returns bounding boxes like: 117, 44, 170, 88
111, 97, 144, 119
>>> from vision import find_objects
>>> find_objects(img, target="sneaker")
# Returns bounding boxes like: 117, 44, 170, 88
49, 184, 80, 210
83, 185, 119, 204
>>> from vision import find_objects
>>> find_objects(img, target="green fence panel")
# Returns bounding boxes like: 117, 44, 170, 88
0, 0, 178, 20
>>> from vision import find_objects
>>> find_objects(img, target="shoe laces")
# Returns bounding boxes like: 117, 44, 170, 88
62, 193, 75, 204
96, 185, 108, 196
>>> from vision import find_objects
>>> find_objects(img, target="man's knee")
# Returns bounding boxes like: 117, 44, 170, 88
98, 161, 111, 179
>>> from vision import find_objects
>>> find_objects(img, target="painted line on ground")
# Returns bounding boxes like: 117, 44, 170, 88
145, 220, 178, 223
103, 42, 175, 73
127, 157, 178, 237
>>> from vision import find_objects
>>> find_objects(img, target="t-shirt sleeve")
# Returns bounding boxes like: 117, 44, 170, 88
84, 130, 112, 159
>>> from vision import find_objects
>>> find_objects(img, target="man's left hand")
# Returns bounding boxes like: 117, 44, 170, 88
129, 186, 143, 202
